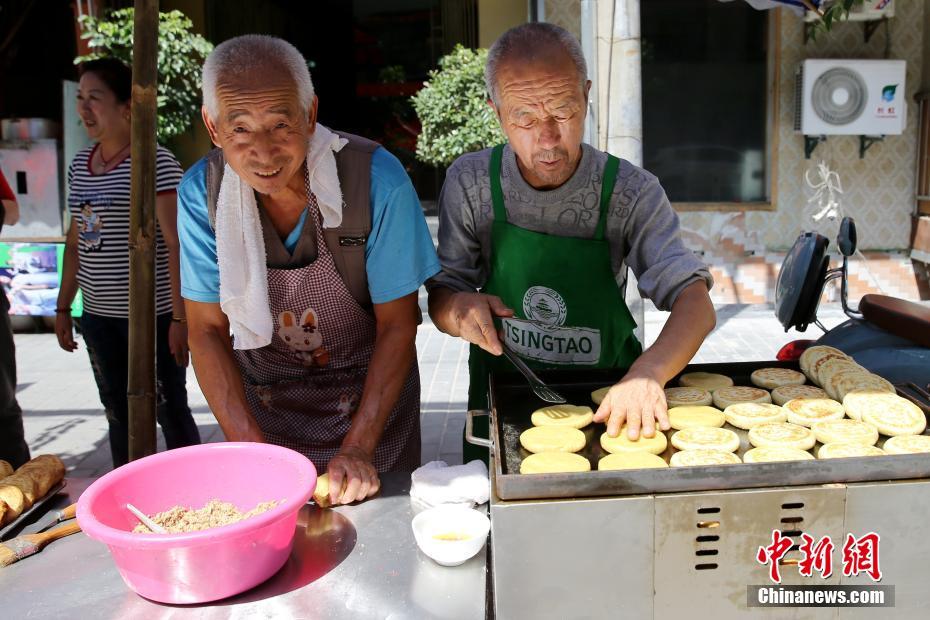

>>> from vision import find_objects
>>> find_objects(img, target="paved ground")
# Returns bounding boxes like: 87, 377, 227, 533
12, 291, 850, 478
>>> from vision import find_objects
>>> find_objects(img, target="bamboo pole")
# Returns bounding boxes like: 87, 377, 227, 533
127, 0, 159, 461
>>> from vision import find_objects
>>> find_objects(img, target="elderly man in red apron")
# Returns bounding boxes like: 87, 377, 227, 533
178, 35, 440, 504
428, 23, 716, 464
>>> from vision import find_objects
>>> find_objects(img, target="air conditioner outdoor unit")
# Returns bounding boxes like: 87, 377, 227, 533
804, 0, 894, 22
794, 58, 906, 136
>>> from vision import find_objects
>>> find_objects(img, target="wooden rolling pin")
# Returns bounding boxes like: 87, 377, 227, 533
0, 521, 82, 567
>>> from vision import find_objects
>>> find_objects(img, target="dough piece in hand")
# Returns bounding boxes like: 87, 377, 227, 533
591, 386, 611, 405
531, 404, 594, 429
713, 386, 772, 410
817, 443, 886, 459
670, 427, 740, 452
667, 406, 726, 430
664, 387, 713, 408
598, 452, 668, 471
783, 398, 845, 427
748, 423, 816, 450
771, 384, 828, 406
15, 454, 66, 499
312, 473, 347, 508
521, 452, 591, 474
845, 392, 926, 435
520, 426, 587, 454
0, 485, 26, 525
812, 419, 879, 446
883, 435, 930, 455
750, 368, 806, 390
0, 460, 13, 478
599, 429, 668, 455
670, 449, 741, 467
743, 446, 814, 463
679, 372, 733, 392
724, 403, 787, 430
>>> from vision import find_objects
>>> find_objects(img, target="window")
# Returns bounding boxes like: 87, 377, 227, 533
642, 0, 773, 207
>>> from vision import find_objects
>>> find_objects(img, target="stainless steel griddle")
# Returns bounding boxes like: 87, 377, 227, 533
478, 362, 930, 501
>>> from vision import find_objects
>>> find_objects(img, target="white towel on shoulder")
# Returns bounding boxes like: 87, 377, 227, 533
215, 124, 349, 350
306, 124, 349, 228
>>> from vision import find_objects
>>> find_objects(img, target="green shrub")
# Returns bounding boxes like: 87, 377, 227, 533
808, 0, 867, 40
411, 45, 506, 168
75, 8, 213, 143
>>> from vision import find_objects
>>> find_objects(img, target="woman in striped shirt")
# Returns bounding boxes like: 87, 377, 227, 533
55, 58, 200, 467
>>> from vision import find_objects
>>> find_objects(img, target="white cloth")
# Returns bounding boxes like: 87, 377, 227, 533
215, 124, 349, 350
306, 124, 349, 228
409, 460, 490, 508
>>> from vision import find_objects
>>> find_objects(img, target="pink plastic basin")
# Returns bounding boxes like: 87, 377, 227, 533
77, 442, 317, 604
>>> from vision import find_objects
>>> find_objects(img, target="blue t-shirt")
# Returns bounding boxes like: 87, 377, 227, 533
177, 147, 440, 305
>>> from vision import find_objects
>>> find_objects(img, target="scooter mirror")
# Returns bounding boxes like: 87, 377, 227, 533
838, 217, 857, 257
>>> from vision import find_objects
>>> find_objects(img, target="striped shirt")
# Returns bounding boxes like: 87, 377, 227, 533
67, 144, 182, 317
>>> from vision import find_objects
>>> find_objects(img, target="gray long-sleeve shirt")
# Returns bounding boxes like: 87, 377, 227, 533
427, 143, 712, 311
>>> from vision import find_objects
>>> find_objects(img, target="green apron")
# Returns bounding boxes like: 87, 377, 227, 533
464, 144, 643, 464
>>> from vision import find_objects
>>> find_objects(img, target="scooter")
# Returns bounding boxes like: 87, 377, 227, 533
774, 217, 930, 388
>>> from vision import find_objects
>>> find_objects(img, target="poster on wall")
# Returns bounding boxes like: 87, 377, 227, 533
0, 242, 81, 316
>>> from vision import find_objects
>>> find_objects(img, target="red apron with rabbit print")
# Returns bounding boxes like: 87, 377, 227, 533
233, 194, 421, 473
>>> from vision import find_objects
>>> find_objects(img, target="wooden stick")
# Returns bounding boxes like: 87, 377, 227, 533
127, 0, 159, 461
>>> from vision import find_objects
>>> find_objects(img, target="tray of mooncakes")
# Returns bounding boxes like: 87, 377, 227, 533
484, 357, 930, 501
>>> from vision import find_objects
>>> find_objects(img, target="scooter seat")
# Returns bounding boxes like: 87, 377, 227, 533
859, 294, 930, 348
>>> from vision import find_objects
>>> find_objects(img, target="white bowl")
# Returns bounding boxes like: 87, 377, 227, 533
411, 505, 490, 567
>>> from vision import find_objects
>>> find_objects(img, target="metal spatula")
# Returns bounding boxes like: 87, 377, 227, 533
500, 343, 567, 404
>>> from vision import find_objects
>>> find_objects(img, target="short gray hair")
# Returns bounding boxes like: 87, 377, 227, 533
485, 23, 587, 106
202, 34, 315, 120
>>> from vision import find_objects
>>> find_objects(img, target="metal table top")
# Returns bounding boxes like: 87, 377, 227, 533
0, 473, 487, 619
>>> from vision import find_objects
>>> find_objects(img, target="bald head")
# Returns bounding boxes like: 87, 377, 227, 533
485, 23, 587, 106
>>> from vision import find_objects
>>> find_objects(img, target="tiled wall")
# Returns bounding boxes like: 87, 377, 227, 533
544, 0, 581, 38
681, 214, 926, 304
679, 3, 925, 256
677, 4, 928, 302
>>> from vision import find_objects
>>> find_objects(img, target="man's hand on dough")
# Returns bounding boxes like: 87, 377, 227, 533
327, 446, 380, 505
593, 366, 670, 440
449, 292, 514, 356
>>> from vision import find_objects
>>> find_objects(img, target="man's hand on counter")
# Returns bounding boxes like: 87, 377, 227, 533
593, 365, 671, 441
327, 446, 381, 505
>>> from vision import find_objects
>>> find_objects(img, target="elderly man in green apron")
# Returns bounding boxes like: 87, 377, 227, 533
427, 23, 716, 463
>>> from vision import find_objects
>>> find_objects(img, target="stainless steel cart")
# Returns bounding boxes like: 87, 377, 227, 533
470, 363, 930, 619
